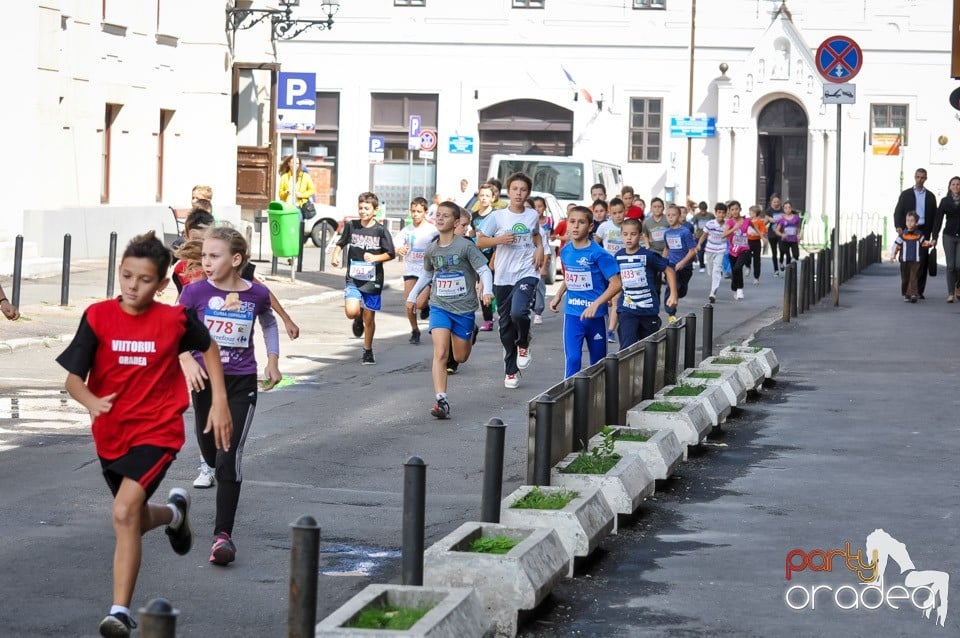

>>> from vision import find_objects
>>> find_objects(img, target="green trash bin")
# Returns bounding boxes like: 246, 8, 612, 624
267, 201, 301, 258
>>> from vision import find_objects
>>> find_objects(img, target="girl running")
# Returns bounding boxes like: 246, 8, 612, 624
177, 227, 282, 566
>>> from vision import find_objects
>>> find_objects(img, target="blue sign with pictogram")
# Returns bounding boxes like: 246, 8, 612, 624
277, 71, 316, 132
816, 36, 863, 84
419, 130, 437, 151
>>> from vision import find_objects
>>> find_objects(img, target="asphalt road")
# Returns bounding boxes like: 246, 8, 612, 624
0, 264, 788, 637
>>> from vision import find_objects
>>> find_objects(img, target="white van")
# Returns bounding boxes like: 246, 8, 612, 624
487, 154, 623, 208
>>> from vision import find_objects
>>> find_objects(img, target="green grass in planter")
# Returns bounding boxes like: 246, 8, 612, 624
511, 487, 580, 510
615, 431, 651, 442
688, 371, 721, 379
560, 452, 622, 475
470, 535, 521, 554
665, 384, 706, 397
711, 356, 744, 364
345, 604, 434, 630
644, 401, 683, 412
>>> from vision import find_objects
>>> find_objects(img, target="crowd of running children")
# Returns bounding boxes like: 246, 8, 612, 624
55, 177, 804, 637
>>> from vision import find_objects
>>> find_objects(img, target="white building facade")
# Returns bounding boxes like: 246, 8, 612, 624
5, 0, 957, 261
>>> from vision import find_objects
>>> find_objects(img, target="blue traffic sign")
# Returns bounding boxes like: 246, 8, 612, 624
369, 136, 385, 154
277, 71, 316, 132
449, 136, 474, 154
816, 36, 863, 84
669, 116, 716, 138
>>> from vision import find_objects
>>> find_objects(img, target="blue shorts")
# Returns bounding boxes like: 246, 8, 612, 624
344, 285, 382, 311
428, 306, 476, 341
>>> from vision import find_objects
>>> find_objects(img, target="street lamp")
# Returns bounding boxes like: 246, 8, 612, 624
226, 0, 340, 41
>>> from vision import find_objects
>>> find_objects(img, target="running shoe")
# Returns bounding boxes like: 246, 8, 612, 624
533, 314, 543, 325
479, 320, 494, 332
736, 289, 744, 300
517, 347, 532, 370
754, 278, 760, 286
193, 462, 215, 489
409, 329, 421, 345
919, 294, 926, 300
504, 373, 520, 389
446, 361, 459, 374
431, 398, 451, 419
165, 488, 193, 556
699, 267, 705, 273
708, 294, 716, 304
911, 295, 918, 303
607, 330, 617, 343
351, 316, 364, 337
209, 532, 236, 566
99, 612, 137, 638
361, 349, 376, 365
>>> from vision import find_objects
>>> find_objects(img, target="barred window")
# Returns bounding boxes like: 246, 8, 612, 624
629, 98, 662, 163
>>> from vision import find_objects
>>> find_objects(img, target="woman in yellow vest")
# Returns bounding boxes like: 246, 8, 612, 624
278, 155, 316, 214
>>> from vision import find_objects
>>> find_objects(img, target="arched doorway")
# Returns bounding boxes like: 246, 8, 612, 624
478, 99, 573, 184
756, 98, 807, 211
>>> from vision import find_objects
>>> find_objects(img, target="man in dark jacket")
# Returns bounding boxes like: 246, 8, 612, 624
893, 168, 938, 298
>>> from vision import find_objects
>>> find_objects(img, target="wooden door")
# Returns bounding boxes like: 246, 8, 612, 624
233, 63, 279, 210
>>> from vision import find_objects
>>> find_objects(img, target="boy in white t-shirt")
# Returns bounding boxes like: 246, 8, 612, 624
697, 202, 727, 304
397, 197, 439, 344
595, 197, 626, 342
476, 173, 544, 389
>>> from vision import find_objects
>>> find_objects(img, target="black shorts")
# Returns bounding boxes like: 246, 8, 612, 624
403, 275, 420, 282
100, 445, 177, 500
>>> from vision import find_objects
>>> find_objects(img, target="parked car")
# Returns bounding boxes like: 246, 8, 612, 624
462, 190, 566, 284
304, 202, 348, 247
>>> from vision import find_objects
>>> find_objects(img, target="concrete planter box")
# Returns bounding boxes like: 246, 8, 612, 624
500, 485, 614, 577
424, 523, 568, 638
719, 345, 780, 379
654, 384, 732, 426
698, 355, 765, 392
625, 399, 712, 453
678, 368, 748, 407
550, 451, 654, 529
316, 584, 492, 637
591, 427, 684, 481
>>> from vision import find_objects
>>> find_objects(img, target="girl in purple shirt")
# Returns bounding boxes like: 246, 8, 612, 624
775, 201, 802, 265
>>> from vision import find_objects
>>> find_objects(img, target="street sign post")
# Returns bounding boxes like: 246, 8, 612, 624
369, 136, 385, 164
408, 115, 421, 204
816, 35, 863, 307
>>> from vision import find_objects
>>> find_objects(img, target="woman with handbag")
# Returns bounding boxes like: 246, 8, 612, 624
278, 155, 317, 220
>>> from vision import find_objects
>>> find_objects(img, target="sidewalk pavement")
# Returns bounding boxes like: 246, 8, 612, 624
0, 244, 407, 353
525, 261, 960, 637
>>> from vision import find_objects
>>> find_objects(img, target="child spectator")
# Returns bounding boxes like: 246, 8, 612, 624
57, 232, 231, 636
891, 211, 928, 302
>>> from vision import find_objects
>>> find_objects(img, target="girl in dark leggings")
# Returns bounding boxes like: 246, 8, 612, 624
775, 201, 802, 265
722, 201, 752, 300
747, 205, 767, 283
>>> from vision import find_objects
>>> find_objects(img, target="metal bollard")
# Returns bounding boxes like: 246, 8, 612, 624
319, 223, 328, 273
702, 303, 714, 358
60, 234, 71, 306
139, 598, 178, 638
271, 256, 279, 276
782, 261, 791, 322
288, 515, 320, 638
789, 263, 798, 318
12, 235, 23, 308
664, 323, 680, 385
106, 232, 118, 299
641, 342, 658, 400
480, 418, 506, 523
297, 221, 305, 273
798, 259, 807, 314
402, 456, 426, 586
603, 352, 620, 427
573, 374, 590, 452
533, 394, 554, 486
684, 312, 697, 370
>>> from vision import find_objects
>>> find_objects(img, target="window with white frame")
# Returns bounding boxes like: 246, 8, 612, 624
870, 103, 909, 146
633, 0, 666, 9
629, 98, 662, 162
513, 0, 545, 8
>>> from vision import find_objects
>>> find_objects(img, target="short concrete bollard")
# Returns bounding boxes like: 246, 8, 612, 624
626, 399, 712, 454
315, 584, 492, 637
423, 522, 568, 637
550, 452, 654, 532
499, 485, 614, 577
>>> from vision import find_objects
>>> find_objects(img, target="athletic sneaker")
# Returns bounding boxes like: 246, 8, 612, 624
668, 315, 678, 324
446, 361, 459, 374
165, 488, 193, 556
351, 316, 364, 337
708, 294, 716, 304
431, 398, 451, 419
517, 347, 532, 370
735, 289, 745, 300
911, 295, 919, 303
409, 329, 421, 345
699, 267, 705, 273
504, 374, 520, 389
754, 278, 760, 286
99, 612, 137, 638
607, 330, 617, 343
210, 531, 237, 566
361, 349, 376, 365
533, 314, 543, 325
479, 320, 494, 332
773, 270, 780, 278
420, 306, 430, 320
193, 462, 215, 489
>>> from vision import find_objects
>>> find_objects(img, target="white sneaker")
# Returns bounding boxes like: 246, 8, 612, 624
699, 267, 705, 273
708, 294, 716, 304
504, 374, 520, 389
735, 289, 745, 300
517, 346, 532, 370
193, 462, 215, 489
753, 278, 760, 286
533, 314, 543, 325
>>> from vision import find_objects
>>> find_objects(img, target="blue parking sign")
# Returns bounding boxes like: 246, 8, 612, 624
277, 71, 316, 132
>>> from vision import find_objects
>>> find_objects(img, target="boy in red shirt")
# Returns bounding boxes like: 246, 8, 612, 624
57, 232, 231, 638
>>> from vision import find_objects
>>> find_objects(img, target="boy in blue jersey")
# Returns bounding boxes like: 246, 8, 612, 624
616, 218, 678, 349
662, 204, 699, 323
549, 206, 622, 379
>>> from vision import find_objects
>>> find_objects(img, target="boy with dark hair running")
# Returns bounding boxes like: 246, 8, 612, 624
57, 232, 231, 637
615, 218, 678, 348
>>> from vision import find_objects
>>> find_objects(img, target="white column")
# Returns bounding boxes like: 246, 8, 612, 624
822, 129, 837, 237
717, 127, 732, 203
